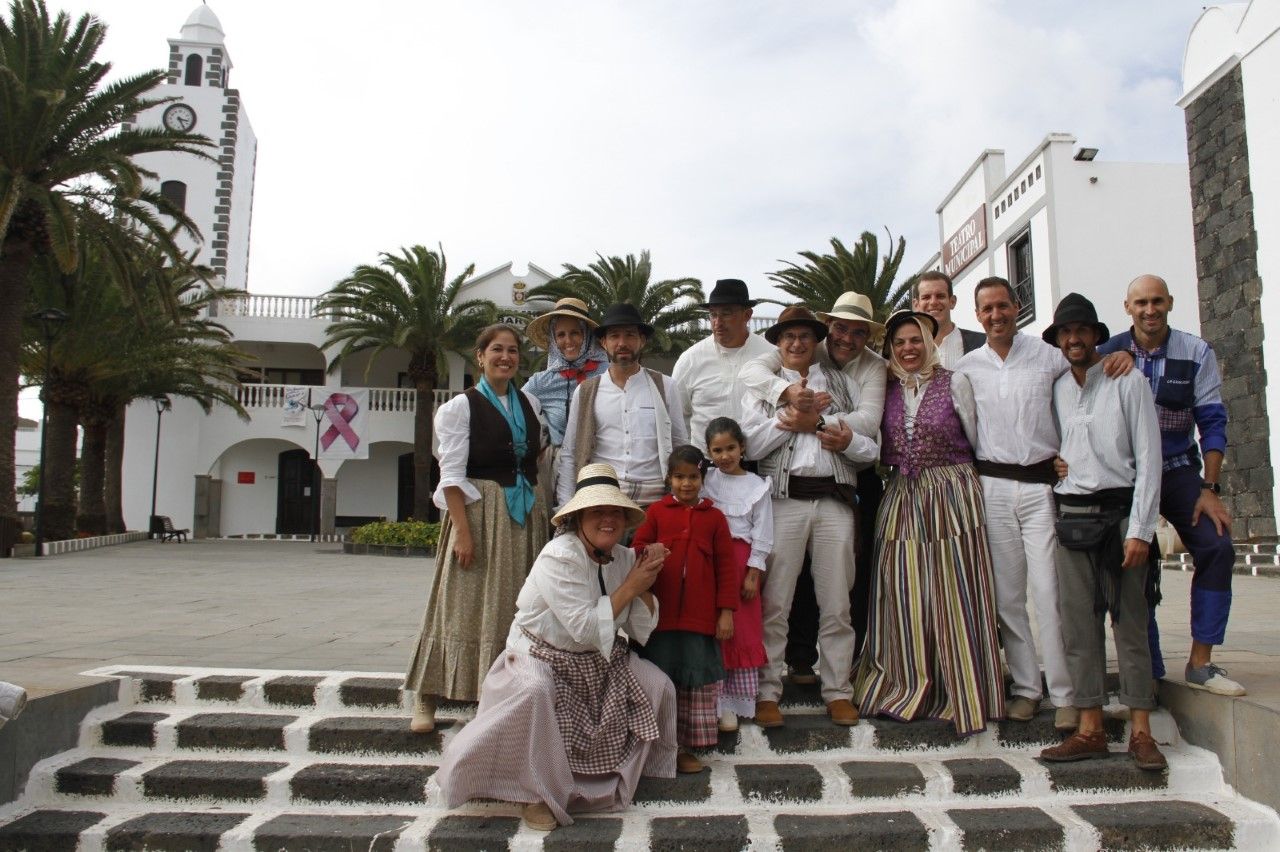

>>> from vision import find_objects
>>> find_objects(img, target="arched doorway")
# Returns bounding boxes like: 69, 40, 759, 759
277, 448, 319, 535
397, 452, 440, 523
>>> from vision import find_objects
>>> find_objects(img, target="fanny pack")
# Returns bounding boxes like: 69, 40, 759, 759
1055, 513, 1124, 551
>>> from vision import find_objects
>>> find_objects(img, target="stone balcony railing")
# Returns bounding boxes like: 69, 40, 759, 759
234, 384, 459, 413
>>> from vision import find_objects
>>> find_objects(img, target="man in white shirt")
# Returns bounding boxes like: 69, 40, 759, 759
739, 306, 879, 728
1039, 293, 1165, 772
913, 270, 985, 369
672, 279, 776, 453
956, 277, 1131, 730
557, 303, 688, 509
740, 291, 887, 670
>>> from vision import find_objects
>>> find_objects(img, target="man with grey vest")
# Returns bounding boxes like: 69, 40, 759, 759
556, 303, 688, 510
739, 306, 879, 728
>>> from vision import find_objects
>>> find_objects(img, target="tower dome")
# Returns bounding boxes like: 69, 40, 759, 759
180, 4, 225, 44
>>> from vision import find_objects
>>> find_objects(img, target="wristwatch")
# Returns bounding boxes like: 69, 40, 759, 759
1201, 480, 1221, 494
815, 415, 827, 433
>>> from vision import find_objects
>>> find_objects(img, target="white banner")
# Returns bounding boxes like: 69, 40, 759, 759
281, 387, 309, 428
316, 389, 370, 460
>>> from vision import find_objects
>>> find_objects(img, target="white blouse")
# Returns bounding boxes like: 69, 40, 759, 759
507, 534, 660, 656
700, 468, 774, 570
432, 389, 544, 510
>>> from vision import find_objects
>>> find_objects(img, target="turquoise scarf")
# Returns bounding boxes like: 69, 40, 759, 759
476, 377, 535, 526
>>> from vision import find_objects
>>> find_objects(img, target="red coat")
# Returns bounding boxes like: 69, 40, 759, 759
632, 495, 738, 636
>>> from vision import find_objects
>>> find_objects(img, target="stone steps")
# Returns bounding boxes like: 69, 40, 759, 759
1161, 551, 1280, 578
1, 666, 1277, 851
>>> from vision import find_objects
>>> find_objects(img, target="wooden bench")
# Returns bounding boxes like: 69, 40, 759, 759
155, 516, 189, 543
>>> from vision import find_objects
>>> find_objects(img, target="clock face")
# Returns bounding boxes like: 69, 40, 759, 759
162, 103, 197, 132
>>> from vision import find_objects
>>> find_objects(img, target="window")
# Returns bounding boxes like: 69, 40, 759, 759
159, 180, 187, 214
1035, 164, 1042, 179
260, 368, 324, 386
185, 54, 203, 86
1008, 229, 1035, 325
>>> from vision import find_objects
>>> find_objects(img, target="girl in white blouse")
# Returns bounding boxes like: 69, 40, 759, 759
701, 417, 773, 732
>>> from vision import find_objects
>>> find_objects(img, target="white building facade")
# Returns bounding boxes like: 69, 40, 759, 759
921, 134, 1200, 339
1179, 1, 1279, 539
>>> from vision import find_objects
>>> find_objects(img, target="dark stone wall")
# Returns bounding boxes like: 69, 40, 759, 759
1185, 64, 1275, 539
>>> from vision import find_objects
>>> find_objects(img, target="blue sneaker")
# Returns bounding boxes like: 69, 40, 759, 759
1185, 663, 1246, 697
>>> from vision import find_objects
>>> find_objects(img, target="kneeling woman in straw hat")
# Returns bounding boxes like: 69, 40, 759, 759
432, 464, 678, 831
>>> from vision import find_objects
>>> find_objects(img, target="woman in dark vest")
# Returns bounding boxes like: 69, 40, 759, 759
853, 310, 1004, 736
404, 324, 549, 732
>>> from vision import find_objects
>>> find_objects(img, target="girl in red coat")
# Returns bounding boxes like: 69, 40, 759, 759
633, 445, 738, 774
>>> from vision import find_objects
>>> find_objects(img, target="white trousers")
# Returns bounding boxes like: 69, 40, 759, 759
980, 476, 1074, 706
760, 497, 856, 704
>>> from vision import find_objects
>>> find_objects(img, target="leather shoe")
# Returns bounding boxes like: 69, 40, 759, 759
827, 699, 859, 726
1005, 696, 1038, 722
522, 802, 557, 831
754, 700, 785, 728
789, 665, 818, 685
1040, 730, 1108, 762
1128, 731, 1168, 771
409, 695, 436, 733
1054, 706, 1080, 732
676, 751, 704, 774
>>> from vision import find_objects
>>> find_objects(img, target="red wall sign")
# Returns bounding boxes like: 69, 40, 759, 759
236, 471, 255, 484
942, 204, 988, 277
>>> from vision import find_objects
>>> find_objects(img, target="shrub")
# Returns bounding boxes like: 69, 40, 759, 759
350, 520, 441, 549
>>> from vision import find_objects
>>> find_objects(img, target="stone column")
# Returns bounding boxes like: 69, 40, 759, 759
320, 477, 338, 537
193, 475, 210, 539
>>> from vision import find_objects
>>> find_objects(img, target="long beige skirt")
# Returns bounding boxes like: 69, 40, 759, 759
404, 479, 549, 701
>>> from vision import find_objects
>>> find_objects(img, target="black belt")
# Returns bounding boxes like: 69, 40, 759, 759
975, 458, 1057, 485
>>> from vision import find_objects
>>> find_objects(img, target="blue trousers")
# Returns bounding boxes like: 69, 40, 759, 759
1147, 464, 1235, 677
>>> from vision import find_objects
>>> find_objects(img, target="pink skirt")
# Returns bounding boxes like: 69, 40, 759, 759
721, 538, 767, 669
434, 648, 677, 826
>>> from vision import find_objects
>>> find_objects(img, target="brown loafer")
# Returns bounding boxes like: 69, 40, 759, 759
789, 665, 818, 685
1040, 730, 1108, 762
676, 751, 704, 774
521, 801, 557, 831
827, 699, 860, 726
754, 700, 785, 728
1128, 731, 1168, 772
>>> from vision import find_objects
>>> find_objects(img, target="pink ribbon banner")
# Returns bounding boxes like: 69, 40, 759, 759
317, 391, 367, 458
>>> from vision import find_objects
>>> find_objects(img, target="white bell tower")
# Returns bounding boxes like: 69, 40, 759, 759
129, 5, 258, 290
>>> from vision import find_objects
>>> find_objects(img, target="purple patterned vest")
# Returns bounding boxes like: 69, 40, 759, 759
881, 368, 974, 478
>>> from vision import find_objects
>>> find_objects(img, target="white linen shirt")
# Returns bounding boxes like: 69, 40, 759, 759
507, 534, 659, 657
739, 345, 887, 441
432, 389, 543, 509
954, 332, 1069, 466
739, 366, 880, 470
937, 326, 966, 370
1053, 364, 1162, 543
556, 369, 687, 507
672, 332, 778, 453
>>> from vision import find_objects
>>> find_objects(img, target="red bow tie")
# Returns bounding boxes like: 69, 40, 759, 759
560, 360, 600, 383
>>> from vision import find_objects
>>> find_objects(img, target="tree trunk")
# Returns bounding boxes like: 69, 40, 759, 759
104, 403, 127, 533
412, 373, 437, 522
76, 413, 108, 536
0, 228, 37, 525
41, 396, 81, 541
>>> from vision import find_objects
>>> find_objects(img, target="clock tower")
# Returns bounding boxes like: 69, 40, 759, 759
129, 5, 257, 290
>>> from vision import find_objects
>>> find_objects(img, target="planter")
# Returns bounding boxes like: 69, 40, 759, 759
343, 541, 435, 558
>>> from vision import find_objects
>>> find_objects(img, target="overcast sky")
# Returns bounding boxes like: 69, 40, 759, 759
45, 0, 1214, 303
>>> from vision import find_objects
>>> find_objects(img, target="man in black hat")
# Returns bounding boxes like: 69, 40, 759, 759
1039, 293, 1166, 771
556, 303, 687, 509
673, 279, 776, 454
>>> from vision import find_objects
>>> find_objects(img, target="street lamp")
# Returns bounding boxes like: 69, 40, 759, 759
309, 402, 326, 542
31, 307, 69, 558
149, 395, 172, 539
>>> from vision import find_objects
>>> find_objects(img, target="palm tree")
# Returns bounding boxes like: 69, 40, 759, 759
527, 251, 705, 355
768, 229, 919, 323
318, 245, 496, 522
1, 0, 214, 527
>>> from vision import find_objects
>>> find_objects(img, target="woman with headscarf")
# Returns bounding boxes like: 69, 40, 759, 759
853, 310, 1004, 736
523, 298, 610, 509
403, 323, 549, 734
432, 463, 677, 831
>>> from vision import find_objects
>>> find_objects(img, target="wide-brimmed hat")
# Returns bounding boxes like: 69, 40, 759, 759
595, 302, 655, 339
815, 291, 886, 335
1041, 292, 1110, 346
881, 309, 939, 357
764, 305, 829, 344
551, 464, 647, 528
525, 297, 598, 349
699, 278, 758, 309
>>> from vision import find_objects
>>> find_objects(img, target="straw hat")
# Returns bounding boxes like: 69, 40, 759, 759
815, 291, 886, 335
526, 297, 598, 349
551, 463, 646, 528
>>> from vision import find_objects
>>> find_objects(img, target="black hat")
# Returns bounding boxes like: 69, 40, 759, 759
700, 279, 758, 309
595, 302, 655, 338
880, 310, 938, 357
1042, 293, 1110, 346
765, 305, 829, 344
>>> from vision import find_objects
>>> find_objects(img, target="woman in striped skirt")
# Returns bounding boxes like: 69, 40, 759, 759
853, 311, 1004, 736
